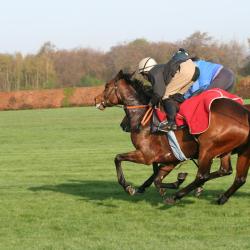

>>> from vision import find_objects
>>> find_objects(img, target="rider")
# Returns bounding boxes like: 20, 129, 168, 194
138, 49, 235, 131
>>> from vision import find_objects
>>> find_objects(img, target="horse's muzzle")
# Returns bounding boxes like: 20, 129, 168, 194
95, 102, 106, 110
94, 95, 106, 110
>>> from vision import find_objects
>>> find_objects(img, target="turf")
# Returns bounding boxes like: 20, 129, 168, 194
0, 107, 249, 250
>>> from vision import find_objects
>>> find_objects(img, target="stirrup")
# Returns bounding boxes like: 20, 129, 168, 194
158, 121, 177, 132
169, 123, 177, 131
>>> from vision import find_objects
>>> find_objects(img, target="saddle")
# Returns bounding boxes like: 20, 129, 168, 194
121, 88, 243, 135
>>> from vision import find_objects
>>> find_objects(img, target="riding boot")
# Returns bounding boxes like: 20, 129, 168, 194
158, 99, 178, 131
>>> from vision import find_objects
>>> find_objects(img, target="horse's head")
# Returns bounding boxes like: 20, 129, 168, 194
94, 70, 138, 110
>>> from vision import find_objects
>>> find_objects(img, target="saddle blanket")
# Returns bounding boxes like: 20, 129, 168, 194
156, 88, 244, 134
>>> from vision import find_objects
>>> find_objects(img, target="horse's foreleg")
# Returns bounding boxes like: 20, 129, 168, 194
114, 150, 148, 195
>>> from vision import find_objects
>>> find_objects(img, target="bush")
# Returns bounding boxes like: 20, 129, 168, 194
62, 88, 75, 107
235, 76, 250, 98
78, 75, 103, 87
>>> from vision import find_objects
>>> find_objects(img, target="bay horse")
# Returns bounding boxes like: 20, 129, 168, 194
95, 70, 250, 205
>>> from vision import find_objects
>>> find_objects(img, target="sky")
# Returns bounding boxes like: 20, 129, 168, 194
0, 0, 249, 54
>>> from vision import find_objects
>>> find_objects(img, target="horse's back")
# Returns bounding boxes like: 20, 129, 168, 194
200, 98, 250, 155
211, 98, 249, 123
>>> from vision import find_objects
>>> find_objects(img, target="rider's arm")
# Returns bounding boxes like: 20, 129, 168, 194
148, 70, 166, 98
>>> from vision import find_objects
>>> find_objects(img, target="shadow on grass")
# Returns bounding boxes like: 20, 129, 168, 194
29, 179, 193, 208
29, 179, 250, 209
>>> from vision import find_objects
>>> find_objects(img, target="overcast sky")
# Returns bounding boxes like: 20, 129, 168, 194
0, 0, 249, 54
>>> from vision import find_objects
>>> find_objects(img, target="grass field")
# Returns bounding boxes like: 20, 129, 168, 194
0, 106, 249, 250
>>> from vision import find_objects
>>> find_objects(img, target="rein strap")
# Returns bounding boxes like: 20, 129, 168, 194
141, 106, 153, 126
126, 105, 149, 109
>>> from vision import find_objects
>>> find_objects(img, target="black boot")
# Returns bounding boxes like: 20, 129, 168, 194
158, 99, 178, 132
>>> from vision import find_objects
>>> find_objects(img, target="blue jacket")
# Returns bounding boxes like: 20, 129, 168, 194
184, 60, 223, 99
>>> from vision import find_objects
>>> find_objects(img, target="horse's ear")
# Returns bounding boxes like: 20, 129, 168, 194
115, 70, 124, 81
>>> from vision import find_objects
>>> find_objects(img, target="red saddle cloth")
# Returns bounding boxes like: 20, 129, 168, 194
156, 88, 244, 135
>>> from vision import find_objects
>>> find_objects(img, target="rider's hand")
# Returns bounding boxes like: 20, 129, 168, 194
169, 93, 185, 103
150, 93, 161, 107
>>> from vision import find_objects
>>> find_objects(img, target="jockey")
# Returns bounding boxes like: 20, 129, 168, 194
138, 49, 235, 132
183, 59, 234, 99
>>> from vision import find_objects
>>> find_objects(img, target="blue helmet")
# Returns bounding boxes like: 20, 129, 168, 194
171, 48, 190, 62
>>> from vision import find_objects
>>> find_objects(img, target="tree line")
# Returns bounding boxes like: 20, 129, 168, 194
0, 31, 249, 92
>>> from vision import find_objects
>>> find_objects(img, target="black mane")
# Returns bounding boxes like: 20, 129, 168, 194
122, 73, 152, 104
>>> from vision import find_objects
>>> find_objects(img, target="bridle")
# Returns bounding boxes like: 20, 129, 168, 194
103, 77, 153, 127
102, 79, 122, 108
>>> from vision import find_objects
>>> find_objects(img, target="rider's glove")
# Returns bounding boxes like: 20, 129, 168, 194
169, 93, 185, 103
150, 93, 161, 106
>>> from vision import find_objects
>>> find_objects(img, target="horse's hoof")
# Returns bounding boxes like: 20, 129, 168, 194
217, 194, 228, 205
164, 197, 176, 205
194, 187, 204, 198
125, 185, 136, 196
177, 172, 188, 180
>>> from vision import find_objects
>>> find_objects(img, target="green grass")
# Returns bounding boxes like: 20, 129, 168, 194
244, 99, 250, 104
0, 107, 249, 250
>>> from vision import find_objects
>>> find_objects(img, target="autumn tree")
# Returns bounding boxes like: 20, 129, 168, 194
0, 33, 249, 92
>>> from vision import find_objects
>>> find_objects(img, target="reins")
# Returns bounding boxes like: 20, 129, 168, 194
141, 106, 153, 126
126, 105, 149, 109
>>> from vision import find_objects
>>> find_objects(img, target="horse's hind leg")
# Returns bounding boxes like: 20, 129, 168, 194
137, 163, 188, 195
154, 165, 188, 196
209, 153, 233, 180
217, 149, 250, 205
136, 163, 159, 194
193, 153, 232, 198
165, 151, 213, 205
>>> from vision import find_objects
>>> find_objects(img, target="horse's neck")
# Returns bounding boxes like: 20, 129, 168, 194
119, 82, 148, 106
122, 91, 146, 107
120, 82, 149, 131
125, 107, 146, 131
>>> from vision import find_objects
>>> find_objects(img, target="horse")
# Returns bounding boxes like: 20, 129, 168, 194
94, 70, 250, 205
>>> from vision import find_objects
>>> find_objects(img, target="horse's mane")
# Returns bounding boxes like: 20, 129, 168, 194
122, 72, 152, 103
